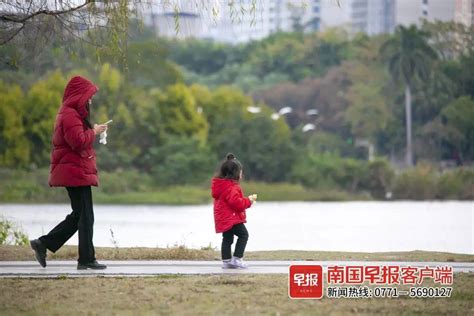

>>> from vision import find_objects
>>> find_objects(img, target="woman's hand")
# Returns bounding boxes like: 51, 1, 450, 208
93, 124, 108, 135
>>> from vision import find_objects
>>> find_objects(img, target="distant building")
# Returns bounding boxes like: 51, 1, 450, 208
454, 0, 473, 26
205, 0, 272, 43
367, 0, 396, 35
395, 0, 456, 27
140, 0, 322, 44
320, 0, 395, 35
140, 0, 466, 42
141, 1, 209, 39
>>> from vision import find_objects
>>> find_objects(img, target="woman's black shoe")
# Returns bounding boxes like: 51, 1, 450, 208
77, 260, 107, 270
30, 239, 47, 268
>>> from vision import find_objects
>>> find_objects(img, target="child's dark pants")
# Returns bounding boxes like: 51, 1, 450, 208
221, 223, 249, 260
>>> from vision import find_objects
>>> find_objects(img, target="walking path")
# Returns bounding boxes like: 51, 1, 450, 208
1, 260, 473, 278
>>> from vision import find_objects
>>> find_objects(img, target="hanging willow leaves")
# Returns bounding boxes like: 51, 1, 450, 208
0, 0, 261, 67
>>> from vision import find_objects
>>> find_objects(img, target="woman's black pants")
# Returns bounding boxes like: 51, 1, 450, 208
39, 186, 95, 264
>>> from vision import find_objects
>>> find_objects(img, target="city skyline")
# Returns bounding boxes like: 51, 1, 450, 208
139, 0, 471, 43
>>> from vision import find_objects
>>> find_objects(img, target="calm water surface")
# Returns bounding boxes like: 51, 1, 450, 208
1, 202, 472, 254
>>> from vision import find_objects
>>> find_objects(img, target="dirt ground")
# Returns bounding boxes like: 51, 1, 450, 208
0, 273, 473, 315
1, 245, 473, 262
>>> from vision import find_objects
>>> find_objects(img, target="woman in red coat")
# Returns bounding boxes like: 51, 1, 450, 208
30, 76, 109, 270
211, 153, 257, 269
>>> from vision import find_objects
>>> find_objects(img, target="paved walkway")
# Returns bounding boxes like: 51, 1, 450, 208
1, 261, 473, 278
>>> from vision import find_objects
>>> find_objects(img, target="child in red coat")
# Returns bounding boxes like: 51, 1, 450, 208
211, 153, 257, 269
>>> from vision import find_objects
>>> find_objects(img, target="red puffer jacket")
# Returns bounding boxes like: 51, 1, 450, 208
211, 177, 252, 233
48, 76, 99, 187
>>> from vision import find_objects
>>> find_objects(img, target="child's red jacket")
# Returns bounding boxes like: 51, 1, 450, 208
211, 177, 252, 233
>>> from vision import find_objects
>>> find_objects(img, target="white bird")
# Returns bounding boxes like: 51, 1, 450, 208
278, 106, 292, 115
302, 123, 316, 132
306, 109, 318, 116
271, 113, 280, 120
197, 107, 203, 114
247, 106, 261, 114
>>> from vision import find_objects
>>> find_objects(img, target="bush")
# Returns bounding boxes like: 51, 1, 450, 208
393, 164, 438, 200
150, 137, 215, 186
98, 169, 154, 194
290, 153, 341, 189
0, 168, 66, 202
437, 168, 474, 200
0, 217, 28, 245
393, 165, 474, 200
290, 153, 368, 192
363, 159, 395, 199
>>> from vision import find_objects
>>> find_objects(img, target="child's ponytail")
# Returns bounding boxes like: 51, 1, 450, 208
216, 153, 243, 181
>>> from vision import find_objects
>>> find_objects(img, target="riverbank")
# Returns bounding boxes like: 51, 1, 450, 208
1, 167, 472, 205
1, 245, 473, 262
94, 183, 371, 205
0, 172, 371, 205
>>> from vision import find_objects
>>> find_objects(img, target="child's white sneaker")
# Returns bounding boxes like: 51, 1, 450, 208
230, 256, 248, 269
222, 259, 234, 269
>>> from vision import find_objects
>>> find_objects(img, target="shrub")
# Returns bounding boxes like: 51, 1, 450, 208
99, 169, 154, 194
393, 164, 438, 200
290, 153, 369, 192
363, 159, 395, 199
0, 217, 28, 245
437, 168, 474, 200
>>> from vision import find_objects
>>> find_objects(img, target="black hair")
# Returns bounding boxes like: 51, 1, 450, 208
216, 153, 243, 181
84, 103, 93, 129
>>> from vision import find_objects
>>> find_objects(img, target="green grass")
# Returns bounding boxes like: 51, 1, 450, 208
1, 245, 473, 262
94, 186, 211, 205
0, 273, 472, 315
0, 167, 371, 205
93, 182, 371, 205
1, 167, 472, 204
242, 182, 372, 202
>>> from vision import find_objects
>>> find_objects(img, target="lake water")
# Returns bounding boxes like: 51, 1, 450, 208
1, 202, 472, 254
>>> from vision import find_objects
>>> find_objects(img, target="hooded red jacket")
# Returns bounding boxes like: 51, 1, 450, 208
211, 177, 252, 233
48, 76, 99, 187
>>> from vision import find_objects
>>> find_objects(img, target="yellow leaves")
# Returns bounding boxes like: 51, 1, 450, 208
0, 82, 30, 167
25, 71, 66, 140
115, 102, 133, 127
99, 63, 122, 92
95, 106, 109, 126
157, 83, 209, 144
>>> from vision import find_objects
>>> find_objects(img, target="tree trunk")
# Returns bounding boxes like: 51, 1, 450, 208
405, 84, 413, 167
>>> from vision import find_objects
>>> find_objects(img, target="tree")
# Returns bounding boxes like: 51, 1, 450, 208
0, 81, 30, 167
154, 84, 209, 144
343, 35, 392, 143
0, 1, 260, 64
0, 0, 134, 59
125, 40, 183, 88
150, 136, 214, 186
345, 82, 390, 140
23, 70, 66, 167
192, 84, 294, 181
381, 25, 437, 166
442, 52, 474, 99
441, 96, 474, 162
421, 21, 474, 60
